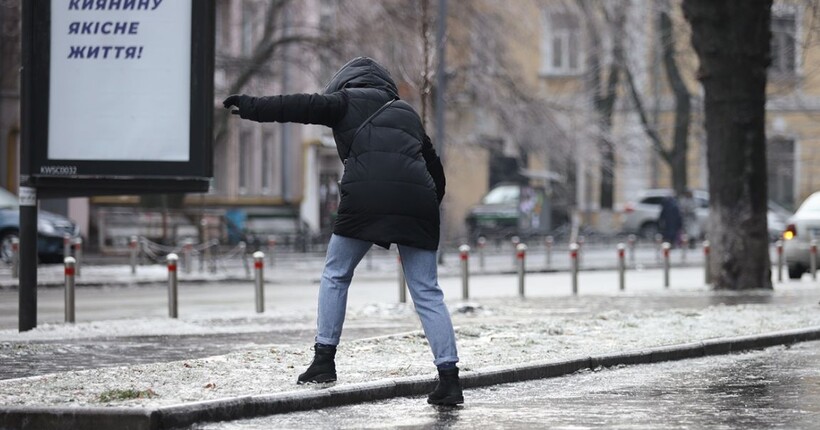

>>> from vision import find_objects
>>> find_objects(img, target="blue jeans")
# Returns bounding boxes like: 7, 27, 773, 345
315, 234, 459, 366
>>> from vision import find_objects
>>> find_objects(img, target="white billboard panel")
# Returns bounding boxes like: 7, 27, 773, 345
48, 0, 192, 161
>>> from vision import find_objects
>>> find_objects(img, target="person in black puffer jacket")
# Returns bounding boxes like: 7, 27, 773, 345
223, 57, 462, 405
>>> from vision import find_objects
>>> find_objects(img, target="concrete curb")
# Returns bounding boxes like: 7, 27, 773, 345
3, 325, 820, 430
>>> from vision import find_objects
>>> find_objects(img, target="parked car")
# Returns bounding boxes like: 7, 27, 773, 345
784, 191, 820, 279
622, 188, 790, 241
0, 187, 80, 264
464, 183, 552, 243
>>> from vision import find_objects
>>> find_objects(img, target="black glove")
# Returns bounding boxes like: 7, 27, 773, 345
222, 94, 254, 119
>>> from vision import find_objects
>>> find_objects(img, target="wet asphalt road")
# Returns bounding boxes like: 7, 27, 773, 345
193, 340, 820, 430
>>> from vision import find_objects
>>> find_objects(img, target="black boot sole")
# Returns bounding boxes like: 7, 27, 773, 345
296, 373, 337, 385
427, 394, 464, 405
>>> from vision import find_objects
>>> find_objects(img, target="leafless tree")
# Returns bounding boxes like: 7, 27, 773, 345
213, 0, 340, 148
334, 0, 570, 159
623, 1, 692, 196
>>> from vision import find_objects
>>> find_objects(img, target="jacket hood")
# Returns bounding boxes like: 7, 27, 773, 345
323, 57, 399, 98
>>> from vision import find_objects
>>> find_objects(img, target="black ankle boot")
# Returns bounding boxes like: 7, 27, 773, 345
427, 367, 464, 405
297, 344, 337, 384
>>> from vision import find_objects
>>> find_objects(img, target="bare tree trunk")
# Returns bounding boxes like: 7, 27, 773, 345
659, 10, 690, 196
683, 0, 773, 290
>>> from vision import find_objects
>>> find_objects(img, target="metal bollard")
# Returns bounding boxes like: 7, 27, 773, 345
627, 234, 636, 268
459, 244, 470, 300
570, 243, 579, 295
139, 237, 146, 266
129, 235, 138, 275
267, 236, 276, 267
654, 233, 663, 263
397, 254, 406, 303
253, 251, 265, 313
662, 242, 671, 288
183, 240, 193, 275
64, 257, 76, 323
577, 236, 585, 266
167, 253, 179, 318
545, 235, 553, 269
680, 234, 689, 264
208, 240, 218, 274
63, 234, 71, 261
810, 240, 817, 281
703, 240, 712, 285
10, 237, 19, 279
617, 243, 626, 291
72, 237, 83, 277
477, 237, 486, 272
776, 240, 784, 283
517, 243, 527, 298
511, 236, 521, 268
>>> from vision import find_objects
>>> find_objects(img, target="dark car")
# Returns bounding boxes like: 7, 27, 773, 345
0, 187, 80, 264
465, 183, 551, 243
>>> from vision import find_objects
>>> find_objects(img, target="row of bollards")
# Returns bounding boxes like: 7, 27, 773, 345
456, 239, 716, 297
62, 250, 268, 323
51, 237, 820, 324
165, 251, 266, 319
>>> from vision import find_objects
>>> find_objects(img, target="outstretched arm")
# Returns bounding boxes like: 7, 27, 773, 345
223, 92, 347, 127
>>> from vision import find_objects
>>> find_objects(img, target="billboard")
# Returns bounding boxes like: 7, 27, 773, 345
22, 0, 214, 196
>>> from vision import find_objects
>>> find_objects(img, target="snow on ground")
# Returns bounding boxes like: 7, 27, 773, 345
1, 294, 819, 409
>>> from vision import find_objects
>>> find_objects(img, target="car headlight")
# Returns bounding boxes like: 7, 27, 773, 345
37, 219, 57, 235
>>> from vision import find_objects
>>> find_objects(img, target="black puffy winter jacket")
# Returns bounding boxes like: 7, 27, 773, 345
230, 57, 445, 250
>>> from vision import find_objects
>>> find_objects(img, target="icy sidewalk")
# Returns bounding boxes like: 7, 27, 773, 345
1, 284, 820, 410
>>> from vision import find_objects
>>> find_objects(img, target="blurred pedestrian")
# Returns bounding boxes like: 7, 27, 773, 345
678, 190, 699, 244
223, 57, 462, 405
658, 196, 683, 247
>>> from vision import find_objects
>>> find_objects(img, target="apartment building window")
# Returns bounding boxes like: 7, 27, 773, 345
541, 10, 582, 76
241, 1, 259, 57
239, 131, 252, 194
215, 0, 227, 53
770, 11, 797, 75
767, 138, 795, 209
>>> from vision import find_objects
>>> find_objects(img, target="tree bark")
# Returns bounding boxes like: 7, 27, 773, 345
682, 0, 773, 290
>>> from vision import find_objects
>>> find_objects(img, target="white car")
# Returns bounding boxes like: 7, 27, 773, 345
622, 189, 710, 239
622, 189, 791, 242
784, 191, 820, 279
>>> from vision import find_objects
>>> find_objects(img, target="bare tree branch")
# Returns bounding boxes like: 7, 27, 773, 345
624, 65, 672, 164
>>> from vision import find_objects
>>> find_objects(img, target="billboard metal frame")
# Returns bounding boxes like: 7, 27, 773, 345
23, 0, 215, 198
